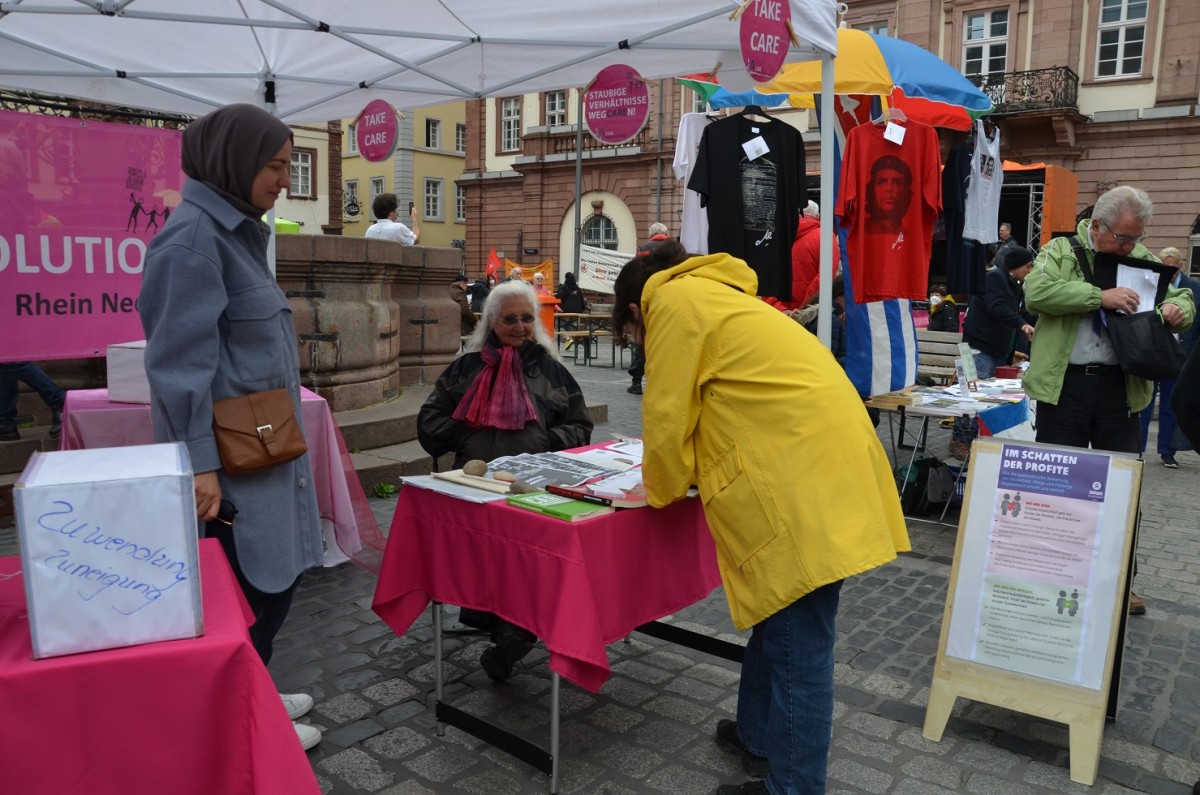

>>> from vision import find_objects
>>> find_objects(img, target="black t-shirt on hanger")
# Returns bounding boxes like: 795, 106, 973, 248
688, 114, 807, 302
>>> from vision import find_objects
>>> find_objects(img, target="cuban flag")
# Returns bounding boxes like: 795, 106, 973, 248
818, 95, 920, 397
977, 401, 1033, 439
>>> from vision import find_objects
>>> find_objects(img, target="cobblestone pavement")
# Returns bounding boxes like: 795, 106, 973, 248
5, 345, 1200, 794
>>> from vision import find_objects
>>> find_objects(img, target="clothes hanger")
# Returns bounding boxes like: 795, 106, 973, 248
737, 104, 773, 124
870, 106, 908, 125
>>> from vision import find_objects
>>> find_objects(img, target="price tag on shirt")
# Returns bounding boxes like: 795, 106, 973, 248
883, 121, 906, 145
742, 135, 770, 161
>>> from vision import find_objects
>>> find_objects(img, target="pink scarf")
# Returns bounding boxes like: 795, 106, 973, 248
452, 342, 539, 430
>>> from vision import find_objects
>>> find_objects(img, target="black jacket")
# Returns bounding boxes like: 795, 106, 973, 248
418, 339, 593, 468
927, 299, 960, 333
555, 282, 586, 313
963, 267, 1026, 360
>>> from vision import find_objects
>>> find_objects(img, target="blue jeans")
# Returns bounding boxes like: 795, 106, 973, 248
0, 362, 65, 430
1139, 379, 1177, 456
737, 580, 842, 795
971, 351, 1000, 380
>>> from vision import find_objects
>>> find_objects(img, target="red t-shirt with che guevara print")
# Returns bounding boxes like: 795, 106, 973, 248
836, 121, 941, 303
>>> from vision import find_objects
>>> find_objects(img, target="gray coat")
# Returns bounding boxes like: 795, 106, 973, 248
139, 180, 323, 593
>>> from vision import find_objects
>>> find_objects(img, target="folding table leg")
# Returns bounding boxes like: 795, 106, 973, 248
432, 601, 445, 737
940, 464, 967, 523
549, 672, 561, 794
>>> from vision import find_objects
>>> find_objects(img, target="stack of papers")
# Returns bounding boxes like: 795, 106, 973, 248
406, 438, 652, 506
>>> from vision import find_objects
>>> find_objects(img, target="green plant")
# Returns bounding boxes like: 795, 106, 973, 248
371, 482, 397, 499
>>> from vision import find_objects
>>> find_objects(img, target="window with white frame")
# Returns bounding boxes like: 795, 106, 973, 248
346, 122, 359, 155
369, 177, 385, 205
343, 180, 361, 218
455, 185, 467, 222
963, 9, 1009, 103
500, 97, 521, 152
687, 85, 708, 114
582, 215, 619, 250
855, 22, 888, 36
289, 148, 314, 198
546, 91, 567, 127
1096, 0, 1147, 78
424, 178, 443, 220
425, 118, 441, 149
455, 123, 467, 153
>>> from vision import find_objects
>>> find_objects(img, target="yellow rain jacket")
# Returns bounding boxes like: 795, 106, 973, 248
640, 253, 910, 630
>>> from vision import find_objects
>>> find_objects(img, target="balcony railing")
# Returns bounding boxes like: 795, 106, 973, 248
967, 66, 1079, 114
548, 124, 653, 156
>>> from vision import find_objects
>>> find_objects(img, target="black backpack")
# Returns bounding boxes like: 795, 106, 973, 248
894, 457, 954, 515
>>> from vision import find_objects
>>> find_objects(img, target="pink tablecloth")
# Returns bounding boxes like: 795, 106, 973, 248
0, 539, 320, 795
59, 388, 379, 566
371, 484, 722, 693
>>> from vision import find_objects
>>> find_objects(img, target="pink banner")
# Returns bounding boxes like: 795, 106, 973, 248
0, 109, 185, 362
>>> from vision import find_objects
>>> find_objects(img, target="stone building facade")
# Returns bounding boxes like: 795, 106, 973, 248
459, 0, 1200, 273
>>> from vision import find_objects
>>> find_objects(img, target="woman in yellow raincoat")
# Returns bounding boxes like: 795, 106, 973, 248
612, 241, 909, 795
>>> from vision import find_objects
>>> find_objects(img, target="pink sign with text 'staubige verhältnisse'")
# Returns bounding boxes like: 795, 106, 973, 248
583, 64, 650, 146
0, 109, 185, 362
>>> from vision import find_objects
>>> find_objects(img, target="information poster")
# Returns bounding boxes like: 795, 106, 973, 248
946, 441, 1133, 690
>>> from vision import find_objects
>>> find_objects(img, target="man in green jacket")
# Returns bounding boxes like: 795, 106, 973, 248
1024, 186, 1193, 450
1024, 186, 1194, 615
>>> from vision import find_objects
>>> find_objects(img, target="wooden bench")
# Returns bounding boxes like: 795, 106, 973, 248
917, 329, 963, 385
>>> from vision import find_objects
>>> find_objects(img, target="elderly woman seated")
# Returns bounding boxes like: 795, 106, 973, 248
417, 279, 594, 681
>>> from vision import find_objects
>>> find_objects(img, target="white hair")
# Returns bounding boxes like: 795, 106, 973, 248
1093, 185, 1152, 226
465, 279, 559, 359
648, 222, 668, 236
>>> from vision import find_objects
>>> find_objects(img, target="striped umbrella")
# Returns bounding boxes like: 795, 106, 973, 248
760, 29, 993, 131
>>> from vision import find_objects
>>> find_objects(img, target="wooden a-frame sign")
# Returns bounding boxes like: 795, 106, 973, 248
922, 438, 1142, 785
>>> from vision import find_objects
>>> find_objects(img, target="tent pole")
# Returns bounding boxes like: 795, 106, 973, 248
573, 89, 583, 279
268, 94, 280, 277
816, 50, 835, 350
655, 79, 664, 224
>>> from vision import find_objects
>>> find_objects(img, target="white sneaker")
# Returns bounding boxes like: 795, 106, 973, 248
294, 721, 322, 751
281, 692, 314, 720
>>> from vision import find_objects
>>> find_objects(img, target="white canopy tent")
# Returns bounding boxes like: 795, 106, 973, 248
0, 0, 842, 344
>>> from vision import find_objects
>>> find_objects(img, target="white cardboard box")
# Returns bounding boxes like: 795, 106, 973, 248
107, 339, 151, 404
14, 443, 203, 658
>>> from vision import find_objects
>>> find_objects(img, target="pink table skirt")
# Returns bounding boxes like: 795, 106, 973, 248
0, 539, 320, 795
59, 388, 383, 568
372, 484, 722, 693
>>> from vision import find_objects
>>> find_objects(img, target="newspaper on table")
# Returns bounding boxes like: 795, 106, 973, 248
486, 452, 623, 488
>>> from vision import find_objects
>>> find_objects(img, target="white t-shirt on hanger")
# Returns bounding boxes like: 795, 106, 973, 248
674, 112, 712, 255
962, 119, 1003, 244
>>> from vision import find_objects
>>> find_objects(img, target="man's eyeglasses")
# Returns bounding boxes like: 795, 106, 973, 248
499, 313, 536, 326
1097, 220, 1147, 245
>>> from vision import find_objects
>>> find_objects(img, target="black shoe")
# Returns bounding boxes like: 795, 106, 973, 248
479, 646, 512, 682
0, 427, 18, 442
1162, 454, 1179, 469
480, 632, 534, 683
49, 409, 62, 439
715, 719, 769, 778
627, 383, 642, 395
716, 781, 767, 795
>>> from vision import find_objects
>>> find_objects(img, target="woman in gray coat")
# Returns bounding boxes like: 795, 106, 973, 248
138, 104, 324, 750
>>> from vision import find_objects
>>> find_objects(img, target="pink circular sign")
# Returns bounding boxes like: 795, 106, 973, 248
583, 64, 650, 146
356, 99, 398, 162
740, 0, 792, 83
